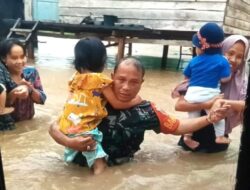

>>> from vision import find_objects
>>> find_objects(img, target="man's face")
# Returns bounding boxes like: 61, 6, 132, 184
112, 62, 143, 102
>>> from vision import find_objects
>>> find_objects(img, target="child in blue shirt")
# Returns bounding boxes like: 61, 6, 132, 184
183, 23, 231, 149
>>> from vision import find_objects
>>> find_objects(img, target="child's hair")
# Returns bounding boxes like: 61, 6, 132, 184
0, 38, 26, 63
193, 22, 224, 54
73, 37, 107, 73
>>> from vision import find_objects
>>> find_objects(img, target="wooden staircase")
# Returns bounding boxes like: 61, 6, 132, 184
6, 18, 39, 58
176, 46, 195, 70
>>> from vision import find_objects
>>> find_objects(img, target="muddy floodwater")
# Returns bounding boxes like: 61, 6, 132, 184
0, 37, 241, 190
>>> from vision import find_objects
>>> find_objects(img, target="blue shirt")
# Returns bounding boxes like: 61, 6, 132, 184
183, 54, 230, 88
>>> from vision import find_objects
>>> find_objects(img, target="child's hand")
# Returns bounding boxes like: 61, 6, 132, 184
171, 80, 189, 99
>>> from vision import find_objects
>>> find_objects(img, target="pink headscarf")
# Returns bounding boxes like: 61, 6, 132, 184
221, 35, 250, 133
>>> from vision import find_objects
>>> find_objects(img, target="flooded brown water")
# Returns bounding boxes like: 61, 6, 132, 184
0, 37, 241, 190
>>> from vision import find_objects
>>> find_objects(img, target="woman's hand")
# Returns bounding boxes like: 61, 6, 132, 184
18, 79, 32, 88
8, 85, 29, 105
13, 85, 29, 99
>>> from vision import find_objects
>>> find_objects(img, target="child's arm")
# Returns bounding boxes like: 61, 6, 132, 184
102, 85, 142, 109
171, 79, 189, 99
220, 75, 231, 83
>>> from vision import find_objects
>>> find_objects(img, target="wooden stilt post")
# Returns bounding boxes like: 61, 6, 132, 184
161, 45, 169, 69
27, 42, 34, 59
0, 148, 6, 190
128, 42, 132, 56
176, 46, 183, 70
117, 37, 125, 63
192, 47, 196, 57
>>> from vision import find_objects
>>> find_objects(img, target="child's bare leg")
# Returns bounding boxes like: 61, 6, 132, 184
213, 118, 229, 144
183, 134, 200, 150
92, 158, 106, 175
215, 136, 231, 144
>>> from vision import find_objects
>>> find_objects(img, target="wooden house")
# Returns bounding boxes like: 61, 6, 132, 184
24, 0, 250, 36
2, 0, 249, 62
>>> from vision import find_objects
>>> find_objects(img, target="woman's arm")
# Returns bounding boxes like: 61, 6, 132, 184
49, 121, 96, 152
213, 99, 245, 113
21, 67, 46, 104
221, 75, 231, 83
175, 95, 214, 112
102, 85, 142, 109
28, 83, 44, 104
28, 68, 47, 104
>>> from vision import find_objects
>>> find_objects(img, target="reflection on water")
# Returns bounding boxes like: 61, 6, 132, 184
0, 37, 240, 190
35, 36, 187, 71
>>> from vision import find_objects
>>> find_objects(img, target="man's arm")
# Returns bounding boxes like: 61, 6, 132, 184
49, 121, 96, 152
173, 102, 230, 135
173, 116, 212, 135
102, 85, 142, 109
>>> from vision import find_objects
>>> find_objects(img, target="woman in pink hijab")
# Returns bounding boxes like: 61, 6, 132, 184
176, 35, 250, 152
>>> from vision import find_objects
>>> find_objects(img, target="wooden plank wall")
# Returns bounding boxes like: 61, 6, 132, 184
24, 0, 32, 20
223, 0, 250, 36
59, 0, 227, 31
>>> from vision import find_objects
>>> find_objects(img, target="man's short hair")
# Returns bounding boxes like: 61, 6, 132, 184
114, 57, 145, 77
